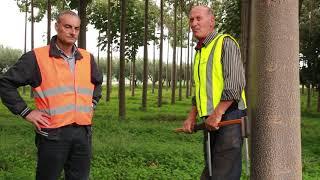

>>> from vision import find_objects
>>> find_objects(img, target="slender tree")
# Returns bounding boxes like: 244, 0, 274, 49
47, 0, 51, 45
158, 0, 164, 107
119, 0, 127, 119
142, 0, 149, 110
186, 26, 190, 98
249, 1, 301, 179
178, 0, 183, 101
22, 0, 28, 95
171, 0, 177, 104
78, 0, 87, 49
106, 0, 112, 101
152, 35, 156, 94
30, 0, 34, 98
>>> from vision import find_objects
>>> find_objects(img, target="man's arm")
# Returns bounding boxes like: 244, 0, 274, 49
183, 96, 198, 133
0, 51, 41, 117
90, 54, 103, 109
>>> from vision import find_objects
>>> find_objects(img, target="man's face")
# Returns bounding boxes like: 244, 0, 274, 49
55, 14, 80, 45
189, 6, 215, 40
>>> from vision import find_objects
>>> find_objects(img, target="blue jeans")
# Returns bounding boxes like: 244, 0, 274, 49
35, 124, 92, 180
200, 107, 245, 180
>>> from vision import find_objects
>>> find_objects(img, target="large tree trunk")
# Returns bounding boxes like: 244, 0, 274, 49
119, 0, 127, 119
47, 0, 51, 45
157, 0, 163, 107
78, 0, 87, 49
142, 0, 149, 111
171, 0, 177, 104
249, 1, 301, 179
106, 0, 112, 102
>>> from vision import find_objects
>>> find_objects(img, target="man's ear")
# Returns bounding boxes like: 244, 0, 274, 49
55, 23, 58, 31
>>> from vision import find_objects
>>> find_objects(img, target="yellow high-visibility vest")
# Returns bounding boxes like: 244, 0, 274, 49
193, 34, 246, 117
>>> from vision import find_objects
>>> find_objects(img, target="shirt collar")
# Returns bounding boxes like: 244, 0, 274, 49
195, 31, 218, 50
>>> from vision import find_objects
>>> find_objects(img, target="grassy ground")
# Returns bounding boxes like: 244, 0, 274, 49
0, 87, 319, 179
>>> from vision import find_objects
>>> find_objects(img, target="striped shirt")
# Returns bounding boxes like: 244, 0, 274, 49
193, 31, 245, 103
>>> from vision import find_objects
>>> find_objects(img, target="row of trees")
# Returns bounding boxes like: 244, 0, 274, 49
9, 0, 320, 118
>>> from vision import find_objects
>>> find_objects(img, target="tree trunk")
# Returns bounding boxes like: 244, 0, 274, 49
249, 1, 302, 179
47, 0, 51, 45
158, 0, 164, 107
186, 27, 190, 98
23, 0, 28, 95
171, 0, 177, 104
30, 0, 34, 98
142, 0, 149, 111
97, 32, 100, 68
166, 38, 169, 91
152, 39, 156, 94
131, 56, 136, 97
179, 2, 183, 101
301, 84, 304, 94
119, 0, 127, 119
78, 0, 87, 49
189, 41, 193, 97
318, 83, 320, 112
307, 83, 311, 109
106, 0, 112, 102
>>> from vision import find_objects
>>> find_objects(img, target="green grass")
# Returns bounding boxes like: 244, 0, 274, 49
0, 87, 319, 179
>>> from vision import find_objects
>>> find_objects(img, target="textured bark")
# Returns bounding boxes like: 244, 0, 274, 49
23, 0, 28, 95
106, 0, 112, 102
157, 0, 164, 107
171, 0, 177, 104
142, 0, 149, 110
78, 0, 87, 49
30, 0, 34, 98
249, 1, 302, 179
119, 0, 126, 119
47, 0, 51, 45
186, 28, 190, 98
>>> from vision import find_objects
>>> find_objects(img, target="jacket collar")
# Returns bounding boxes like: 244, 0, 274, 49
49, 35, 83, 60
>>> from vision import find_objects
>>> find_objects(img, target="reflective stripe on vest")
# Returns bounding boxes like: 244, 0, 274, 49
33, 46, 94, 128
193, 34, 247, 118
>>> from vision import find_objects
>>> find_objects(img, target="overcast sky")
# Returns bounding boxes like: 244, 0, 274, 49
0, 0, 192, 62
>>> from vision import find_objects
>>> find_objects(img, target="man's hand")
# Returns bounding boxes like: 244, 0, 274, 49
182, 106, 198, 133
205, 111, 223, 131
25, 110, 51, 130
183, 117, 196, 133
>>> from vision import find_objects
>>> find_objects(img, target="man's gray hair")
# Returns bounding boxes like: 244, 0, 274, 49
56, 10, 79, 23
189, 5, 215, 16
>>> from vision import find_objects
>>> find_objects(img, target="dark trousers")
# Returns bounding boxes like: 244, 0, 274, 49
35, 124, 92, 180
200, 108, 244, 180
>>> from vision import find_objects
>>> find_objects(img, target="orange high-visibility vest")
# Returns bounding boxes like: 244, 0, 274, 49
33, 46, 94, 128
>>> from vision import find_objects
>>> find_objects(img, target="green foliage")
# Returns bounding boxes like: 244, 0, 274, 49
89, 0, 158, 62
299, 0, 320, 87
214, 0, 240, 39
0, 45, 22, 74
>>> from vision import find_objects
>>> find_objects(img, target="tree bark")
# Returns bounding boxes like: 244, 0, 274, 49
171, 0, 177, 104
78, 0, 87, 49
142, 0, 149, 111
106, 0, 112, 102
47, 0, 51, 45
249, 1, 302, 179
119, 0, 127, 119
158, 0, 164, 107
179, 1, 183, 101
